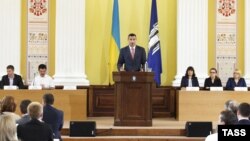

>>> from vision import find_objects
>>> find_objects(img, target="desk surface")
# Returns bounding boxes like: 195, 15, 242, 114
177, 90, 250, 121
0, 90, 87, 120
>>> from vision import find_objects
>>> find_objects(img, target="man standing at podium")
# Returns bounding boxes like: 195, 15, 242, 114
117, 33, 146, 71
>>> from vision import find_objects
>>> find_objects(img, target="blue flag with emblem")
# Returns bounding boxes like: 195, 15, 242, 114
148, 0, 162, 86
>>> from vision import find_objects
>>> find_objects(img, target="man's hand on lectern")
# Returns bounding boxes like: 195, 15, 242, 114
120, 67, 125, 71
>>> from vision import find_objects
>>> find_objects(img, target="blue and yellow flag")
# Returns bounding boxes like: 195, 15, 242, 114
109, 0, 120, 84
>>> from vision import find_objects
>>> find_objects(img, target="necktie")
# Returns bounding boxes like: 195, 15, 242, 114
131, 47, 135, 59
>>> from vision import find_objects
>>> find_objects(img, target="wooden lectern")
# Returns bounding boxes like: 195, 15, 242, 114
113, 72, 154, 126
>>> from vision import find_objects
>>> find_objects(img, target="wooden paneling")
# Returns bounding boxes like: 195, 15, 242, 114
177, 90, 250, 121
113, 72, 153, 126
152, 87, 176, 117
88, 86, 177, 118
0, 90, 87, 120
88, 86, 114, 116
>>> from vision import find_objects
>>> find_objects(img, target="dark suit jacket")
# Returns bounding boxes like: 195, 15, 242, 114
225, 77, 247, 90
117, 45, 146, 71
237, 119, 250, 125
17, 118, 53, 141
42, 105, 64, 139
180, 76, 199, 87
204, 77, 222, 89
0, 74, 24, 89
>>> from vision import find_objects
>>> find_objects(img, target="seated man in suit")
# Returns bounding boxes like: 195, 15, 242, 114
117, 33, 146, 71
17, 99, 32, 125
31, 64, 54, 89
0, 65, 24, 89
17, 102, 53, 141
225, 69, 246, 90
42, 93, 64, 140
237, 103, 250, 125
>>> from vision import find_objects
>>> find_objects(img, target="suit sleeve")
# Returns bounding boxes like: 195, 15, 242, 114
226, 78, 233, 90
117, 49, 124, 71
18, 75, 24, 89
195, 77, 199, 87
17, 125, 22, 139
48, 127, 54, 141
141, 48, 146, 69
180, 77, 185, 87
0, 80, 2, 89
242, 78, 247, 87
204, 78, 209, 89
59, 111, 64, 130
0, 76, 4, 89
218, 78, 222, 87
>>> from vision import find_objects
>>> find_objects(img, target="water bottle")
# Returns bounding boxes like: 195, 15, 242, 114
144, 61, 148, 72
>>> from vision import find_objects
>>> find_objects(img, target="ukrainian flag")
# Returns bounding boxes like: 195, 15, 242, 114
109, 0, 120, 84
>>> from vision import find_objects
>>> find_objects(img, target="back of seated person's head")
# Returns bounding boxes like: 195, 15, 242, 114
28, 102, 43, 119
43, 93, 54, 105
219, 110, 238, 125
0, 96, 16, 113
20, 99, 32, 114
224, 100, 238, 115
237, 103, 250, 118
0, 114, 17, 141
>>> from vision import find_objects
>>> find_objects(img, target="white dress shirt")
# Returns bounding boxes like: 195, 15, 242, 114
9, 77, 14, 86
188, 78, 192, 87
32, 74, 54, 88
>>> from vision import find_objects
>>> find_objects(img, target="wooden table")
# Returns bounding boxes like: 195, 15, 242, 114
0, 90, 87, 120
177, 90, 250, 121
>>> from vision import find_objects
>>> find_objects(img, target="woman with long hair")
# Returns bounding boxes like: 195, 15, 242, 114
180, 66, 199, 88
0, 114, 18, 141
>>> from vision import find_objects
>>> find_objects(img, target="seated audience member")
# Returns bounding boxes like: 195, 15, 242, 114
224, 100, 238, 116
16, 99, 32, 125
42, 93, 64, 140
0, 96, 20, 121
225, 69, 246, 90
0, 114, 18, 141
237, 102, 250, 125
17, 102, 53, 141
180, 66, 199, 88
204, 68, 222, 90
0, 65, 24, 89
31, 64, 54, 89
205, 110, 238, 141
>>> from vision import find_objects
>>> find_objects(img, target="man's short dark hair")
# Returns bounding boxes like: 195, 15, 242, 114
238, 103, 250, 117
38, 64, 47, 70
7, 65, 14, 70
43, 93, 54, 105
220, 110, 238, 125
128, 33, 136, 38
20, 99, 32, 114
